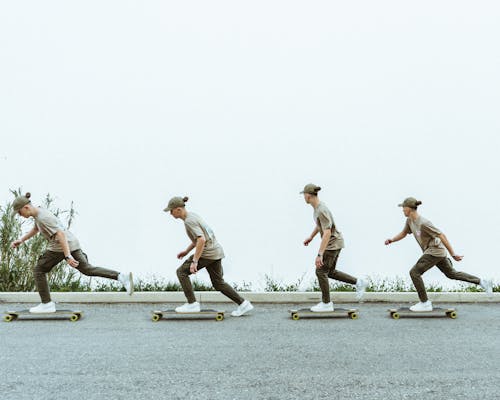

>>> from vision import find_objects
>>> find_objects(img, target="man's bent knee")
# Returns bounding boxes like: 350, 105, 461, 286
177, 266, 190, 278
409, 267, 421, 279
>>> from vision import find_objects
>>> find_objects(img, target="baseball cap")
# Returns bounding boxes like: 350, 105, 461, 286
12, 193, 32, 216
398, 197, 421, 209
163, 196, 188, 212
300, 184, 321, 195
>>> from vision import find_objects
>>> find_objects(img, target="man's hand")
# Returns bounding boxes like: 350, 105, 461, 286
66, 256, 80, 268
177, 250, 188, 259
11, 239, 23, 249
315, 255, 324, 268
303, 237, 313, 246
190, 261, 198, 274
384, 239, 393, 246
452, 255, 464, 262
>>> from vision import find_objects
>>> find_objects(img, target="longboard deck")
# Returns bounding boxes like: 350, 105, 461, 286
388, 307, 457, 319
289, 308, 359, 320
152, 309, 225, 322
3, 309, 83, 322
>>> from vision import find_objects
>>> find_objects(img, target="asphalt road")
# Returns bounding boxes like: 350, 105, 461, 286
1, 302, 499, 400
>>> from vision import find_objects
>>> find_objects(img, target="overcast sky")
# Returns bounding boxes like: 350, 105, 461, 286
1, 1, 499, 289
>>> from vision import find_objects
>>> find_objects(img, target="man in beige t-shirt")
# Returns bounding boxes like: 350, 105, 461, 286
385, 197, 492, 312
313, 201, 345, 251
302, 184, 367, 312
403, 215, 447, 257
11, 192, 133, 313
33, 207, 81, 252
164, 196, 253, 317
184, 212, 225, 260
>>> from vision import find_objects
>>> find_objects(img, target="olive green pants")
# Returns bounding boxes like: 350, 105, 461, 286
410, 254, 481, 302
34, 249, 119, 303
176, 257, 244, 305
316, 249, 357, 303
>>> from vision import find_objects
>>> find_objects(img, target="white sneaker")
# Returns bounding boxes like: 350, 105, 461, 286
355, 278, 368, 301
231, 300, 254, 317
29, 302, 56, 313
310, 302, 334, 312
480, 279, 493, 296
175, 302, 201, 313
118, 272, 134, 295
409, 301, 433, 312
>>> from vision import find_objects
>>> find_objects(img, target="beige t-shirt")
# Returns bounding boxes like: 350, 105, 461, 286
184, 212, 225, 260
34, 208, 81, 253
404, 215, 447, 257
313, 202, 345, 251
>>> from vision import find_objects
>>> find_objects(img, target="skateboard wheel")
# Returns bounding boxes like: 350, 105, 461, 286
291, 313, 300, 320
3, 315, 14, 322
349, 312, 358, 320
152, 314, 161, 322
70, 314, 80, 322
216, 314, 224, 321
391, 312, 400, 320
448, 311, 457, 319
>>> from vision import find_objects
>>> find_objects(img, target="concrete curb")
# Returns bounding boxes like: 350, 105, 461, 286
0, 291, 498, 304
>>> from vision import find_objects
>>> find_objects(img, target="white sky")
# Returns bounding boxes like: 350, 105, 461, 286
1, 1, 499, 289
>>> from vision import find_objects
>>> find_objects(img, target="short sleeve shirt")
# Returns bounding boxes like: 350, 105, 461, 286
404, 215, 447, 257
313, 202, 345, 251
34, 208, 81, 253
184, 212, 225, 260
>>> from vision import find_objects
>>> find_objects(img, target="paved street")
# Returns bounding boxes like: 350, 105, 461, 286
1, 303, 499, 400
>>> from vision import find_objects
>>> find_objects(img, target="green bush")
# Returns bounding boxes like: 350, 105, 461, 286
263, 273, 306, 292
89, 276, 215, 292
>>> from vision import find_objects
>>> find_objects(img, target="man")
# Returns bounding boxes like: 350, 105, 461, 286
385, 197, 493, 311
302, 184, 367, 312
11, 192, 133, 313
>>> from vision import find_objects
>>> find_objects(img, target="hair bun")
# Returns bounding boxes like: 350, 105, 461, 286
25, 192, 31, 199
182, 196, 189, 203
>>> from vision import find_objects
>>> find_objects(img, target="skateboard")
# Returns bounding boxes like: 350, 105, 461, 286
289, 308, 359, 320
3, 309, 83, 322
151, 309, 225, 322
388, 307, 457, 320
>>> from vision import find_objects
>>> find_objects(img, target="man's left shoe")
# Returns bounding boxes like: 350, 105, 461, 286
409, 301, 433, 312
29, 301, 56, 313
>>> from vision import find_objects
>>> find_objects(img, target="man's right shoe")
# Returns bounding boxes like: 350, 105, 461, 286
231, 300, 254, 317
355, 278, 368, 301
409, 301, 433, 312
480, 279, 493, 296
310, 302, 334, 312
118, 272, 134, 296
29, 302, 56, 314
175, 302, 201, 313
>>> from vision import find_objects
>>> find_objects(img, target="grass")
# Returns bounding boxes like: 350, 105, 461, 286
263, 273, 306, 292
39, 274, 497, 293
89, 276, 216, 292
